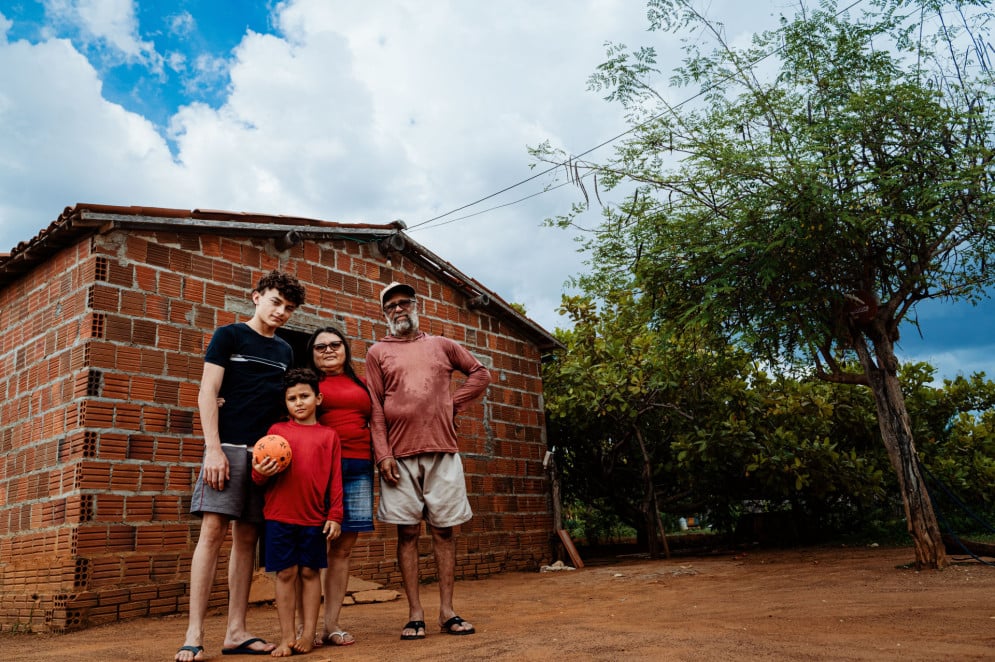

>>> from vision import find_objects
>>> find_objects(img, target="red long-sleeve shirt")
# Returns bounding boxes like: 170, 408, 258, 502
366, 332, 491, 463
252, 420, 343, 525
317, 373, 373, 461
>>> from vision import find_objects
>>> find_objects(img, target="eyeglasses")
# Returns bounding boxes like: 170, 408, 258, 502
383, 298, 416, 313
313, 341, 344, 353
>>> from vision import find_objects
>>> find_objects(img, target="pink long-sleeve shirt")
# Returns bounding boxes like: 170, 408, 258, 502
366, 332, 491, 463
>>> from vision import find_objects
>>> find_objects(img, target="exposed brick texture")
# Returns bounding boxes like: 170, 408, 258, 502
0, 228, 554, 633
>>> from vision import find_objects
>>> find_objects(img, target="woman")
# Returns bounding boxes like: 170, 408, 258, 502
305, 325, 375, 647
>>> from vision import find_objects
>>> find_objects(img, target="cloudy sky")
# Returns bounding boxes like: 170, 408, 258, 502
1, 0, 992, 381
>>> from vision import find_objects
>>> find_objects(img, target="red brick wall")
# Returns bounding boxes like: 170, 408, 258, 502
0, 228, 554, 632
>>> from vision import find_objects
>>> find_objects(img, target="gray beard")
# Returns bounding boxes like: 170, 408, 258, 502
388, 310, 419, 337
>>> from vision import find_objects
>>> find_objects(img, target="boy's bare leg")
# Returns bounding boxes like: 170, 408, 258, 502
292, 567, 321, 653
320, 532, 358, 644
176, 513, 228, 662
293, 575, 305, 641
272, 566, 299, 657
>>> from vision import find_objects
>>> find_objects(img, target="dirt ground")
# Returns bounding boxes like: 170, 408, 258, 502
5, 544, 994, 661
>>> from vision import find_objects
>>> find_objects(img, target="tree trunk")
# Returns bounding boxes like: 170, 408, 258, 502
634, 427, 670, 559
546, 452, 570, 563
548, 452, 563, 530
852, 333, 948, 569
644, 503, 659, 558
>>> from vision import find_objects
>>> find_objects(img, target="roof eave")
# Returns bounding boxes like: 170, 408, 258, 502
0, 203, 563, 351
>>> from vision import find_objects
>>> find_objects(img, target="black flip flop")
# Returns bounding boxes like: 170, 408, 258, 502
400, 620, 426, 640
441, 615, 476, 635
176, 644, 204, 661
221, 637, 272, 655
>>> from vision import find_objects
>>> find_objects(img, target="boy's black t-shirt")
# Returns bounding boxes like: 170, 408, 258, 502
204, 322, 293, 445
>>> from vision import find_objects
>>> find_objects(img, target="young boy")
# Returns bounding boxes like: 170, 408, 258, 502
178, 270, 305, 662
253, 368, 343, 657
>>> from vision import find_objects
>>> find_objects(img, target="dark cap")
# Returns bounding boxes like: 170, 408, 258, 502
380, 281, 416, 308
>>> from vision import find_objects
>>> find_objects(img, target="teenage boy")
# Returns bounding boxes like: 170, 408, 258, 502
176, 270, 306, 662
253, 368, 343, 657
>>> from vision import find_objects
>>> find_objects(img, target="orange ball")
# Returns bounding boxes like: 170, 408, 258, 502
253, 434, 292, 473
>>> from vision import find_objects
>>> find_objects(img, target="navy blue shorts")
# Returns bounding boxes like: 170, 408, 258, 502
340, 458, 375, 533
264, 521, 328, 573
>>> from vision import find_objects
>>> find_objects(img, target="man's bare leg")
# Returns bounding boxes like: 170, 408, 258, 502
397, 524, 426, 639
431, 525, 473, 633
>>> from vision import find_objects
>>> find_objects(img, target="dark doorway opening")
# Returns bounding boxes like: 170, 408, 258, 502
276, 327, 312, 368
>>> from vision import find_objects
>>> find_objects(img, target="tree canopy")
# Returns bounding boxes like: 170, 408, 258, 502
536, 0, 995, 568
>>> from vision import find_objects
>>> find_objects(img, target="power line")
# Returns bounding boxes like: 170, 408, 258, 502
413, 179, 577, 230
409, 0, 868, 232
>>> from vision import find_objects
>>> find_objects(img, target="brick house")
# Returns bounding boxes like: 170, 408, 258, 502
0, 203, 561, 633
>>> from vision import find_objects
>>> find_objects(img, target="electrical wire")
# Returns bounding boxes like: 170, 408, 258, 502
408, 0, 871, 233
415, 179, 579, 230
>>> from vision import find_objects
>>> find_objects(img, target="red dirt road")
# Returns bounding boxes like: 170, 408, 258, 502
5, 545, 994, 661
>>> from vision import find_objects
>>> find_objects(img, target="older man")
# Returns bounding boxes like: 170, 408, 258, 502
366, 281, 491, 640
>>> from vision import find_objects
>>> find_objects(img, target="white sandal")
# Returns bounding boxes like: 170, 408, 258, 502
323, 630, 355, 646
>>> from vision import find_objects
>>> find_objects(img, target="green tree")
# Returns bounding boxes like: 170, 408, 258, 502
545, 296, 891, 545
673, 369, 888, 537
544, 292, 677, 557
901, 365, 995, 529
543, 291, 745, 556
535, 0, 995, 567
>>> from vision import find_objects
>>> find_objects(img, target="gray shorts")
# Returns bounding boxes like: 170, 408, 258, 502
190, 444, 265, 523
377, 452, 473, 528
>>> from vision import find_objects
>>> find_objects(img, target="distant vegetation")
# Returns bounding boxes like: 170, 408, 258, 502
544, 294, 995, 553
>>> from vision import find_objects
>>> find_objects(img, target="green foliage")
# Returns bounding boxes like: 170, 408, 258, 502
900, 366, 995, 532
564, 499, 638, 546
670, 368, 888, 535
549, 328, 995, 543
544, 290, 750, 543
535, 0, 995, 565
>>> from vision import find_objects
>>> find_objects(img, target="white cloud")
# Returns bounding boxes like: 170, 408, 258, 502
166, 49, 186, 73
43, 0, 162, 71
904, 346, 995, 384
181, 52, 229, 95
0, 34, 180, 242
0, 12, 12, 42
5, 0, 990, 365
0, 0, 794, 332
242, 0, 660, 322
167, 10, 195, 38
